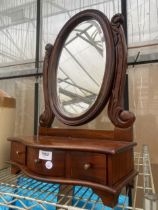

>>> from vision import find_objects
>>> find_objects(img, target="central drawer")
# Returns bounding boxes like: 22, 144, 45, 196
70, 152, 107, 184
27, 147, 65, 177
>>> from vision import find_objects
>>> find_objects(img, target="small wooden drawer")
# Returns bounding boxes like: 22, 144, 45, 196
70, 152, 106, 184
27, 147, 65, 177
11, 142, 26, 165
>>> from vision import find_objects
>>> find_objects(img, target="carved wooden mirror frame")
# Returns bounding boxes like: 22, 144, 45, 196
40, 9, 135, 128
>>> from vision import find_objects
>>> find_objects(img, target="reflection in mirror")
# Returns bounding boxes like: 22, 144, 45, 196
57, 20, 106, 117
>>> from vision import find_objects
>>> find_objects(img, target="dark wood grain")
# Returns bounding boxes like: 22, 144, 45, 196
107, 149, 134, 186
114, 127, 133, 142
39, 11, 135, 129
39, 44, 55, 127
9, 135, 137, 207
8, 136, 136, 154
27, 147, 66, 177
8, 10, 137, 207
8, 160, 137, 193
11, 165, 20, 174
48, 9, 115, 126
39, 127, 133, 142
94, 189, 119, 207
39, 127, 114, 140
108, 14, 135, 128
70, 151, 106, 184
11, 142, 26, 165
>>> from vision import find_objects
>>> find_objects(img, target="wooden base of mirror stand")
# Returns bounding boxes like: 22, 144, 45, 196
9, 162, 137, 208
8, 134, 137, 207
9, 163, 137, 208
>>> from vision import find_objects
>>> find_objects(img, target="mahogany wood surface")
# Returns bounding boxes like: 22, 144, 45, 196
27, 147, 66, 177
39, 44, 54, 127
95, 189, 119, 207
48, 9, 115, 126
8, 136, 136, 154
108, 14, 135, 128
8, 160, 137, 193
39, 127, 114, 140
40, 10, 135, 128
8, 136, 137, 207
11, 142, 26, 165
8, 10, 137, 207
11, 165, 20, 174
107, 149, 134, 186
69, 151, 106, 185
114, 127, 133, 142
8, 159, 137, 207
39, 127, 133, 142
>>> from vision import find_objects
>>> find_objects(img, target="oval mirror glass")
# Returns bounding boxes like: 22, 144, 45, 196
57, 20, 106, 117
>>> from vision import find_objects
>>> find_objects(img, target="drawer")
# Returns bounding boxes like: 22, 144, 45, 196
11, 142, 26, 165
70, 152, 106, 184
27, 147, 65, 177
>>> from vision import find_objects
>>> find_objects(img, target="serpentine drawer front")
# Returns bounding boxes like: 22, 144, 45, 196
9, 138, 136, 186
27, 147, 65, 177
11, 143, 107, 184
70, 152, 106, 185
8, 136, 137, 207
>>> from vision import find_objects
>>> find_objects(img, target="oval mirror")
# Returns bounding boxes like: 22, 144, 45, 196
49, 10, 115, 125
57, 20, 106, 117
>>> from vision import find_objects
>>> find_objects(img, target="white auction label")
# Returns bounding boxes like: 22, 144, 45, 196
45, 161, 53, 169
39, 150, 52, 161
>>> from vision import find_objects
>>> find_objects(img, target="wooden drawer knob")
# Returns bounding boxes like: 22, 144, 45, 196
84, 163, 91, 170
34, 159, 41, 164
16, 151, 24, 156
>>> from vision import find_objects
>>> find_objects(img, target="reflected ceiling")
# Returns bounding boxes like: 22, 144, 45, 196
57, 20, 106, 116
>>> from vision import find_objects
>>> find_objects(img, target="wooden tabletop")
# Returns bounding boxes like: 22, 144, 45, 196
8, 135, 136, 154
